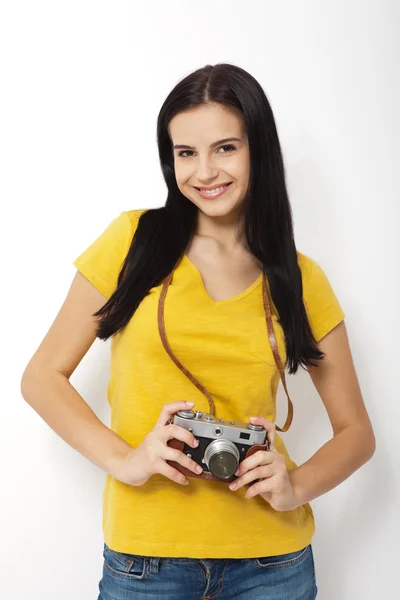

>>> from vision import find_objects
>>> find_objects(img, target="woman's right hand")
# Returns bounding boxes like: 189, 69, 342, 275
114, 401, 203, 486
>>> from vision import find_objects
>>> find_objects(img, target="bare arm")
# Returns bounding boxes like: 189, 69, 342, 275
289, 320, 376, 505
20, 271, 132, 479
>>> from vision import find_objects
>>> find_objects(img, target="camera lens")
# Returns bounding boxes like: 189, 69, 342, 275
204, 440, 240, 479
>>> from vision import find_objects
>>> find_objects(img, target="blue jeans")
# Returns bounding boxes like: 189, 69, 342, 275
98, 542, 318, 599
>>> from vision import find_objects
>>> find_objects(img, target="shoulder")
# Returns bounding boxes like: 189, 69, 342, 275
124, 208, 150, 226
296, 250, 315, 289
108, 208, 150, 243
296, 250, 345, 341
296, 250, 333, 291
297, 250, 332, 284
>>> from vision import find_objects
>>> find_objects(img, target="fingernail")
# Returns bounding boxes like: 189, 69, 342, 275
185, 402, 195, 406
235, 468, 240, 476
196, 465, 203, 474
250, 416, 258, 420
229, 483, 237, 490
193, 439, 199, 447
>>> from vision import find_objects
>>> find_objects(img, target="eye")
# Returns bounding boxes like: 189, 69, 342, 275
178, 150, 194, 158
177, 144, 236, 158
217, 144, 236, 153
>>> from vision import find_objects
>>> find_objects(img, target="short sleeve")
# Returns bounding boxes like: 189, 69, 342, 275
301, 254, 346, 342
72, 209, 144, 300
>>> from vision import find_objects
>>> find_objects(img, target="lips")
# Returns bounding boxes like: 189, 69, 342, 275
195, 182, 233, 200
195, 182, 232, 191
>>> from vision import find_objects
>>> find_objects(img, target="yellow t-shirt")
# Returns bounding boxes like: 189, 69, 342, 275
72, 208, 345, 559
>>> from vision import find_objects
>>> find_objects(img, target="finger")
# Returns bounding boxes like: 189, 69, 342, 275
164, 446, 203, 476
249, 416, 277, 450
229, 464, 274, 491
245, 475, 276, 499
236, 450, 275, 477
161, 423, 199, 449
154, 401, 195, 429
157, 459, 190, 486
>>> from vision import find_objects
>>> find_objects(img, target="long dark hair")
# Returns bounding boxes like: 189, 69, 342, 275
93, 62, 324, 374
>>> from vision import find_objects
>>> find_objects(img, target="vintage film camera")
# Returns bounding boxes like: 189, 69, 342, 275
167, 409, 270, 483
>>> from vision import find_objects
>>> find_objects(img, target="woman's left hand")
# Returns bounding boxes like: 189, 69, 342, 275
228, 416, 301, 512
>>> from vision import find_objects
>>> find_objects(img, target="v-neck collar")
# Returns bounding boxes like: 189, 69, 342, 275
181, 253, 263, 307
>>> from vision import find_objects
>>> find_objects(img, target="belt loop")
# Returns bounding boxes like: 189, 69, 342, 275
148, 556, 160, 574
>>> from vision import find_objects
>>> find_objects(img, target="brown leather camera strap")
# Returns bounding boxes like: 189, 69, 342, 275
158, 264, 294, 433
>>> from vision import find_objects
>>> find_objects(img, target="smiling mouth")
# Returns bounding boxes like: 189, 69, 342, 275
194, 182, 233, 192
193, 182, 233, 200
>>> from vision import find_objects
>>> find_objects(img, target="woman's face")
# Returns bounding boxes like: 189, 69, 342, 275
169, 102, 250, 221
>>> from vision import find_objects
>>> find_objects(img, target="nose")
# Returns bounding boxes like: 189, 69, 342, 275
196, 155, 219, 183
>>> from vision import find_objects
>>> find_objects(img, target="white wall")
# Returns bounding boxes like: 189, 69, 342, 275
2, 1, 398, 598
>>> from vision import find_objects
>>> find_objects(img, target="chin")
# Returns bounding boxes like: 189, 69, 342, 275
193, 196, 245, 219
198, 202, 236, 216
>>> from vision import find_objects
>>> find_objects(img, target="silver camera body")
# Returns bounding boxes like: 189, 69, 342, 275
172, 409, 269, 480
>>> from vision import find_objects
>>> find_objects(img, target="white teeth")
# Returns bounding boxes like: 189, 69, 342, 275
200, 185, 228, 194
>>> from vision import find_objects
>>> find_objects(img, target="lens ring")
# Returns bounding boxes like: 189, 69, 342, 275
204, 439, 240, 479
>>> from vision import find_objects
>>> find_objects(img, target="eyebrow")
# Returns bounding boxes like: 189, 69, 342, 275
173, 137, 242, 150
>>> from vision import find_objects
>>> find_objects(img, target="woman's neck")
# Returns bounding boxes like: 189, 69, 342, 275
194, 208, 246, 251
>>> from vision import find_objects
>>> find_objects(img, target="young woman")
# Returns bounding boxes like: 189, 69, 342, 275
21, 63, 375, 599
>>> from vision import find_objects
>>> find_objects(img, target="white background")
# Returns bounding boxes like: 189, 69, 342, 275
1, 1, 399, 598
